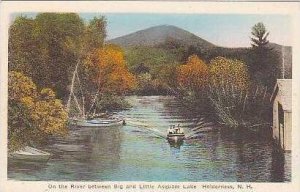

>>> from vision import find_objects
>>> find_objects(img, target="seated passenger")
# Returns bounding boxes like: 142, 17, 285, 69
168, 126, 173, 134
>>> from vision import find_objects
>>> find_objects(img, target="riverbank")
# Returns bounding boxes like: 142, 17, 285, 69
8, 96, 291, 182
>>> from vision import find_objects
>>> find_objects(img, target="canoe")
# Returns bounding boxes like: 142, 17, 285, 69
8, 146, 51, 161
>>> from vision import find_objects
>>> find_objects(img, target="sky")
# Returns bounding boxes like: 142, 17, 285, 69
14, 13, 292, 48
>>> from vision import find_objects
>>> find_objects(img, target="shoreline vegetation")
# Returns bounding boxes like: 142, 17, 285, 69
8, 13, 289, 152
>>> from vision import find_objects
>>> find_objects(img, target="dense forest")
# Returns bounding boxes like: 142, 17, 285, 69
8, 13, 136, 151
8, 13, 292, 151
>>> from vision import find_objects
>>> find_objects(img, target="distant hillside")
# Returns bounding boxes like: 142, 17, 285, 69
268, 43, 292, 78
108, 25, 292, 79
108, 25, 215, 50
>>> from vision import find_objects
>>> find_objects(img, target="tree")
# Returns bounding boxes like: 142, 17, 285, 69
181, 44, 210, 63
81, 44, 136, 112
251, 22, 269, 49
135, 73, 154, 95
209, 56, 249, 90
8, 71, 68, 151
84, 44, 136, 95
209, 57, 249, 129
156, 64, 179, 93
33, 13, 85, 98
9, 13, 107, 99
82, 16, 107, 53
177, 55, 209, 92
208, 57, 271, 131
8, 16, 41, 77
132, 63, 150, 74
249, 22, 280, 88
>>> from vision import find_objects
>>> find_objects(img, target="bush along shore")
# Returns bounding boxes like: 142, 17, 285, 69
167, 54, 274, 137
208, 83, 272, 134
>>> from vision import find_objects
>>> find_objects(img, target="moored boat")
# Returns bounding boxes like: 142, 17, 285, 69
66, 60, 126, 128
8, 146, 51, 161
72, 118, 125, 127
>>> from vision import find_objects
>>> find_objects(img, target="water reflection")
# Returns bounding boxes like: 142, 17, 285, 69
270, 149, 286, 182
8, 96, 291, 182
168, 140, 184, 149
8, 159, 48, 180
53, 126, 122, 181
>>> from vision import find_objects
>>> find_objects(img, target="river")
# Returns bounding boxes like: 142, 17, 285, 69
8, 96, 291, 182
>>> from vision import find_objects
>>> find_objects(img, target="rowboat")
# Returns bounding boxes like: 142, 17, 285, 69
67, 60, 126, 128
8, 146, 51, 161
72, 118, 125, 127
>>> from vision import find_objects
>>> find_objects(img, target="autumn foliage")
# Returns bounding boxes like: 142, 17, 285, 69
209, 56, 250, 90
9, 13, 107, 99
84, 44, 136, 95
8, 71, 68, 151
177, 55, 209, 92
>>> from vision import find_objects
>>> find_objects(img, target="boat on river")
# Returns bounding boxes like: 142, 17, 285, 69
167, 125, 185, 142
8, 146, 51, 161
167, 133, 185, 142
72, 118, 125, 127
66, 59, 125, 128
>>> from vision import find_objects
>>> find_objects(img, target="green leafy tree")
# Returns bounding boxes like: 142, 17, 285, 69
8, 16, 42, 78
33, 13, 85, 98
156, 64, 179, 94
9, 13, 107, 99
82, 16, 107, 53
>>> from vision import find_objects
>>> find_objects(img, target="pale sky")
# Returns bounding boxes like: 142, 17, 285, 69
14, 13, 292, 48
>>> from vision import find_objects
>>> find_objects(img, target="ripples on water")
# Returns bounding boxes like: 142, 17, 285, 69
8, 96, 291, 182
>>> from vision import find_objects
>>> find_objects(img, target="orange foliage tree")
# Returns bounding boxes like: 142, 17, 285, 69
177, 54, 209, 92
84, 44, 136, 95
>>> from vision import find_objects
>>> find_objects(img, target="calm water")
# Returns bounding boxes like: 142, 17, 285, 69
8, 96, 291, 182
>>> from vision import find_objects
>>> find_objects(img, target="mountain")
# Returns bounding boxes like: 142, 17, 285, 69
108, 25, 215, 50
109, 25, 292, 79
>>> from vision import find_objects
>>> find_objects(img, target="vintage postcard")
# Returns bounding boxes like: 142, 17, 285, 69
0, 1, 299, 192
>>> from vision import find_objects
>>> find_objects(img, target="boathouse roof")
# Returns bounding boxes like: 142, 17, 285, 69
271, 79, 292, 112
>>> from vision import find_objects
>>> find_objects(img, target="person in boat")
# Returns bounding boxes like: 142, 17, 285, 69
168, 125, 174, 134
178, 124, 184, 134
174, 125, 179, 134
173, 124, 183, 134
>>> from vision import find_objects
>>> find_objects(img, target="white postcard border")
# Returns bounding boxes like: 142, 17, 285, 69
1, 1, 299, 192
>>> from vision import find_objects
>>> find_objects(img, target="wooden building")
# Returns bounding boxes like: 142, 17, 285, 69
270, 79, 292, 151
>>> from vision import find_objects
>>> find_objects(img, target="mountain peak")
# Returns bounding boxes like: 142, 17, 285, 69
108, 25, 215, 49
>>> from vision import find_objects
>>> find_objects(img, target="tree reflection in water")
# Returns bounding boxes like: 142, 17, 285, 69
8, 96, 291, 182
